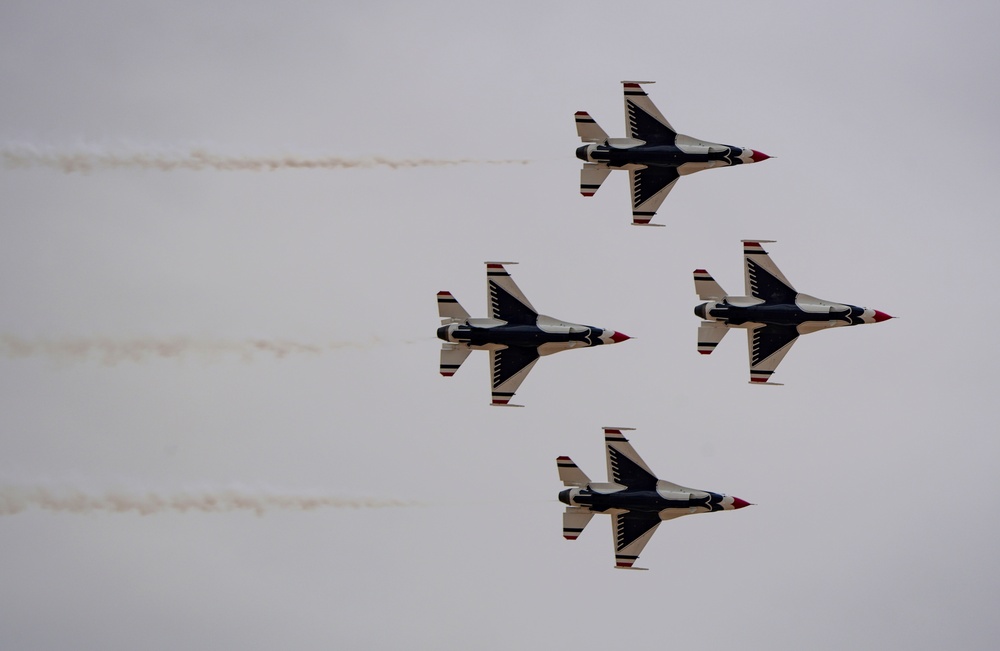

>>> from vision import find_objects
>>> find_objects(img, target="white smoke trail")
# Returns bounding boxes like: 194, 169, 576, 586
1, 146, 531, 173
0, 335, 377, 364
0, 485, 417, 516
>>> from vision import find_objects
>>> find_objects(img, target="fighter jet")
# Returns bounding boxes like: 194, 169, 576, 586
575, 81, 771, 226
437, 262, 630, 406
694, 240, 894, 384
558, 427, 750, 570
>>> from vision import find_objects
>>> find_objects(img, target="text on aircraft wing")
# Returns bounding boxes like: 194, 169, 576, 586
486, 262, 538, 324
604, 428, 657, 490
613, 511, 662, 570
743, 241, 797, 302
748, 325, 799, 384
622, 82, 676, 143
629, 167, 679, 226
489, 346, 540, 406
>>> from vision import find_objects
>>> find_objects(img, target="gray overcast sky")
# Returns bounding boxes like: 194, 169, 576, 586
1, 2, 998, 649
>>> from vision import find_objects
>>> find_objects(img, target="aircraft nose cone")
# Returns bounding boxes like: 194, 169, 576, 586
731, 497, 752, 509
873, 310, 894, 323
749, 150, 771, 163
609, 331, 631, 344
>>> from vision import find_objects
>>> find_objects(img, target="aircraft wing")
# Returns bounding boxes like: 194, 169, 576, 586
622, 81, 676, 143
629, 167, 679, 226
747, 325, 799, 384
743, 241, 797, 303
613, 511, 662, 570
489, 346, 540, 406
604, 427, 657, 491
486, 262, 538, 324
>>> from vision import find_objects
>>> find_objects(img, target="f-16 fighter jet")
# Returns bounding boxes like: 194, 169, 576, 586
558, 427, 750, 570
437, 262, 630, 406
694, 240, 894, 385
575, 81, 770, 226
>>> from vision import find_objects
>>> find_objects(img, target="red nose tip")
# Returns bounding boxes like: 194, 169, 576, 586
873, 310, 893, 323
731, 497, 751, 509
749, 150, 771, 163
610, 331, 631, 344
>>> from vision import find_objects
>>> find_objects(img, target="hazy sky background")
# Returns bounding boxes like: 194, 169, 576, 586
1, 2, 998, 649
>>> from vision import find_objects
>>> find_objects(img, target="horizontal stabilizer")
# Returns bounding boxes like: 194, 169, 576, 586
575, 111, 609, 143
694, 269, 727, 301
439, 344, 471, 377
562, 507, 594, 541
580, 163, 611, 197
557, 456, 591, 487
697, 321, 729, 355
437, 291, 469, 323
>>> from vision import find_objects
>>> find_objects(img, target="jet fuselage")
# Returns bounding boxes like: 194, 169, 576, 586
559, 486, 734, 514
576, 142, 757, 170
436, 322, 620, 348
694, 300, 877, 328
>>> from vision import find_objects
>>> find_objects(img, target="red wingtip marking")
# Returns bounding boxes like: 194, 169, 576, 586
694, 269, 708, 275
750, 377, 768, 383
575, 111, 589, 116
557, 456, 572, 461
698, 350, 711, 355
873, 310, 894, 323
437, 291, 451, 296
623, 83, 641, 88
581, 192, 595, 197
744, 242, 761, 248
749, 150, 771, 163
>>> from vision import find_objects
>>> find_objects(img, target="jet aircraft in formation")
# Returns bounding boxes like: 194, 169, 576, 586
436, 262, 630, 406
558, 427, 750, 570
694, 240, 893, 384
575, 81, 770, 226
429, 82, 896, 570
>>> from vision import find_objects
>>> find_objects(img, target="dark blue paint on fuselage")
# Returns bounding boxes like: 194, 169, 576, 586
558, 487, 727, 513
436, 324, 608, 348
694, 302, 868, 327
576, 144, 747, 169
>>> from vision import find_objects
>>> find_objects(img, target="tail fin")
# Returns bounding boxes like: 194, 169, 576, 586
557, 456, 591, 487
694, 269, 727, 301
562, 507, 594, 541
575, 111, 608, 143
580, 163, 611, 197
697, 321, 729, 355
439, 343, 471, 377
437, 291, 469, 323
